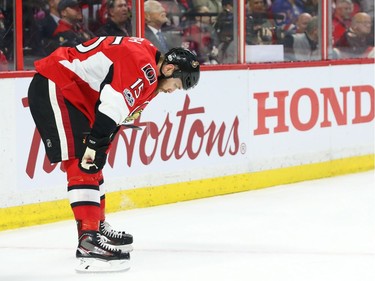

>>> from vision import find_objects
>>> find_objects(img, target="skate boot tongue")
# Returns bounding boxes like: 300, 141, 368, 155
100, 221, 133, 245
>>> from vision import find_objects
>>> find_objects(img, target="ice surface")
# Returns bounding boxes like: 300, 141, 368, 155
0, 171, 374, 281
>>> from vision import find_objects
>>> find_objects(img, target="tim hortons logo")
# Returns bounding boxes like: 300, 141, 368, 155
23, 95, 240, 178
253, 85, 374, 135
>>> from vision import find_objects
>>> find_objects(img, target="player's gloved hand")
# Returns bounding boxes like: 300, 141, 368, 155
79, 135, 110, 174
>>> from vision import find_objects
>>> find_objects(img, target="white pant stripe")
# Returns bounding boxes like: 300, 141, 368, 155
48, 80, 69, 160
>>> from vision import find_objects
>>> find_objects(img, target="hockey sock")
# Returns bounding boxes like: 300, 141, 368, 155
63, 159, 102, 236
98, 172, 106, 222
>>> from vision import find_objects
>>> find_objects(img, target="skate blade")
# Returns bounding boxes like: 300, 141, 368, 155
75, 258, 130, 273
116, 244, 133, 253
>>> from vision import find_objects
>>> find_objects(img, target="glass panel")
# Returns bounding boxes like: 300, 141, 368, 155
0, 0, 14, 71
245, 0, 321, 63
331, 0, 374, 59
19, 0, 241, 66
14, 0, 375, 70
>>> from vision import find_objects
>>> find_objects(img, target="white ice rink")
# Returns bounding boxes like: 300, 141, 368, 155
0, 171, 374, 281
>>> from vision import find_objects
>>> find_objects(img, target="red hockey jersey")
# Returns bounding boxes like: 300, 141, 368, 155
35, 36, 159, 137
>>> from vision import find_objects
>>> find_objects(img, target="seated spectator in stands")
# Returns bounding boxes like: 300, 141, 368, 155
215, 0, 233, 42
332, 0, 354, 44
37, 0, 61, 40
360, 0, 374, 46
47, 0, 94, 54
283, 16, 319, 61
96, 0, 132, 36
192, 0, 222, 23
215, 0, 234, 63
182, 5, 219, 64
294, 12, 313, 34
97, 0, 132, 26
0, 49, 7, 71
282, 12, 313, 43
247, 0, 277, 45
0, 9, 9, 70
144, 0, 182, 53
271, 0, 305, 34
34, 0, 61, 57
334, 12, 374, 58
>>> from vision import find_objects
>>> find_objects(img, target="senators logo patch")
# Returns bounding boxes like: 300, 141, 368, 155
142, 64, 157, 85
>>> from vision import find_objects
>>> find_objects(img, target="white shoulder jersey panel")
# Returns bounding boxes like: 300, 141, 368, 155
59, 51, 113, 92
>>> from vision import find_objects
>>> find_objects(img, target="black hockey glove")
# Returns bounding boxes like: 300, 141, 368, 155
79, 135, 110, 174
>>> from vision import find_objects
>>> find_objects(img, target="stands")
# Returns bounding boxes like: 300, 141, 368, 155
0, 0, 374, 71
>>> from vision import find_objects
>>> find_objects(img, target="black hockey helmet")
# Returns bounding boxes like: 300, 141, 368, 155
162, 47, 200, 90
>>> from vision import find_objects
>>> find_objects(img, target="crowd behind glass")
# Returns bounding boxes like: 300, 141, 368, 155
0, 0, 374, 71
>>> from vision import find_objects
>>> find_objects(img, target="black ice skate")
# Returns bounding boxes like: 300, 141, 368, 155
75, 231, 130, 273
99, 221, 133, 252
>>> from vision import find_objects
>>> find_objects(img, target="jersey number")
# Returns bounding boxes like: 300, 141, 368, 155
76, 37, 145, 53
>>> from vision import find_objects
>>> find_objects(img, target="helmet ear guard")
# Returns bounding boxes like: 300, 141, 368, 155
162, 48, 200, 90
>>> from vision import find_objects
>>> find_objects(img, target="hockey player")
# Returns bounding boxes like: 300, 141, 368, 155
27, 36, 200, 272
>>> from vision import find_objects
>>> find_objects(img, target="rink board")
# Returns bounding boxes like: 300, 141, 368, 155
0, 63, 374, 230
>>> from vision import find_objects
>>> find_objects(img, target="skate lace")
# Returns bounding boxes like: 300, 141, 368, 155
97, 233, 120, 252
101, 222, 125, 239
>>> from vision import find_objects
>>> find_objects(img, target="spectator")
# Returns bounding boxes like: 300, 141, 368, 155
32, 0, 61, 58
271, 0, 305, 33
37, 0, 61, 40
215, 0, 233, 42
192, 0, 222, 23
247, 0, 267, 14
182, 5, 219, 64
283, 16, 319, 61
97, 0, 132, 26
360, 0, 374, 45
334, 12, 374, 58
0, 9, 9, 70
214, 0, 235, 63
144, 0, 182, 53
48, 0, 94, 54
0, 49, 7, 71
278, 12, 313, 46
294, 12, 313, 34
96, 0, 132, 36
332, 0, 354, 44
247, 0, 277, 45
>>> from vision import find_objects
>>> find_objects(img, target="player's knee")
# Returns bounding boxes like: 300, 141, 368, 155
63, 158, 102, 185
